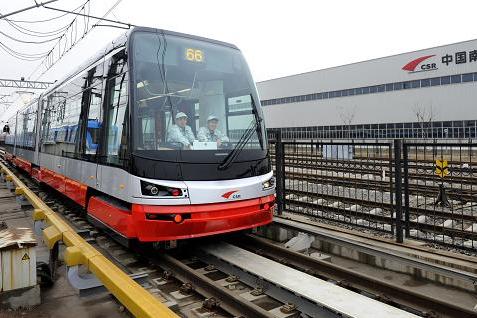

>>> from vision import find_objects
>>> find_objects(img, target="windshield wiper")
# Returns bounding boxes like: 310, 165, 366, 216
218, 96, 263, 170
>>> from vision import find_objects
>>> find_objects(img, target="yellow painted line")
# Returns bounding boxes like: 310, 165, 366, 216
0, 162, 178, 318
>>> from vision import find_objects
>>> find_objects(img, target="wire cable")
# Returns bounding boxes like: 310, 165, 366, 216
0, 42, 49, 61
7, 1, 86, 23
0, 30, 61, 44
4, 19, 68, 38
5, 18, 71, 36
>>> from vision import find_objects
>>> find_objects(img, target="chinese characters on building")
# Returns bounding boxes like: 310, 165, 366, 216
442, 50, 477, 66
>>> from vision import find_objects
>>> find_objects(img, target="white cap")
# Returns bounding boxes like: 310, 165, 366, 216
175, 112, 188, 119
207, 115, 218, 121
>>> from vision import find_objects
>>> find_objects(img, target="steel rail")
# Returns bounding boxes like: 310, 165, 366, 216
236, 235, 477, 318
285, 171, 477, 202
157, 253, 276, 318
273, 216, 477, 285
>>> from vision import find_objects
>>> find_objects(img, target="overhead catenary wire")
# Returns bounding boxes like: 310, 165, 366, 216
0, 0, 59, 20
0, 41, 50, 59
31, 0, 128, 80
5, 18, 72, 37
7, 1, 87, 24
0, 30, 61, 44
0, 1, 90, 65
5, 20, 69, 39
26, 0, 92, 79
42, 1, 131, 29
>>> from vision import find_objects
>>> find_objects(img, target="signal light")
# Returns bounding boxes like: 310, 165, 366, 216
173, 214, 183, 223
169, 188, 182, 196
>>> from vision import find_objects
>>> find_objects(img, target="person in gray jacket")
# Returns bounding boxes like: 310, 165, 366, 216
197, 115, 229, 147
167, 112, 195, 149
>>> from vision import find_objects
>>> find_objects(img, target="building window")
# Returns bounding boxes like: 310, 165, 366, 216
261, 72, 475, 106
393, 82, 403, 90
421, 78, 430, 87
440, 76, 451, 85
430, 77, 440, 86
462, 73, 473, 82
451, 74, 461, 83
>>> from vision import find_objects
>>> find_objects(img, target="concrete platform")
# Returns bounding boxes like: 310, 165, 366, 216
0, 183, 127, 317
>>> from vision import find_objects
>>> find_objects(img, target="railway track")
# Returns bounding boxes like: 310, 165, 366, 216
272, 152, 477, 169
4, 158, 471, 317
282, 161, 477, 186
284, 191, 477, 241
234, 234, 477, 318
284, 170, 477, 203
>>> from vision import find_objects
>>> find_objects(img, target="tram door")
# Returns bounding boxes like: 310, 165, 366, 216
76, 61, 104, 190
96, 51, 130, 196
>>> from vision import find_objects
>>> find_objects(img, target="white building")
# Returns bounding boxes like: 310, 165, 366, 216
257, 39, 477, 139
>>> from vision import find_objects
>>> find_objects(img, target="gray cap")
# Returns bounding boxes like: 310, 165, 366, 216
207, 115, 219, 122
175, 112, 188, 119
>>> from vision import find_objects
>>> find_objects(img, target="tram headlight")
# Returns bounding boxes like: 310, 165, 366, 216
149, 186, 159, 195
262, 176, 275, 190
141, 180, 184, 197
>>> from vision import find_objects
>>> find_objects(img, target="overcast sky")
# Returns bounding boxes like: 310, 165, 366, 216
1, 0, 477, 121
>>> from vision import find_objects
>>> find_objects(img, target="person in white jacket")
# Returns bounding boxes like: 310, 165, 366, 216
167, 112, 195, 149
197, 115, 229, 147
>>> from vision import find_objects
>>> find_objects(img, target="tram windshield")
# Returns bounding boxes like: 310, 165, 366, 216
132, 32, 266, 157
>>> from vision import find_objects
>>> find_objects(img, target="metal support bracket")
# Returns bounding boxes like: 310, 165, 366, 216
6, 180, 15, 190
67, 265, 149, 297
16, 194, 32, 207
34, 220, 46, 237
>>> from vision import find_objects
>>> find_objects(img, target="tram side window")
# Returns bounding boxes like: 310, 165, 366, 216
20, 105, 37, 150
79, 64, 104, 157
85, 87, 103, 155
103, 56, 129, 166
5, 115, 16, 148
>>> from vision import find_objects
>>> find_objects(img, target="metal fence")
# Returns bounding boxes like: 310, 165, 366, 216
271, 130, 477, 250
402, 141, 477, 249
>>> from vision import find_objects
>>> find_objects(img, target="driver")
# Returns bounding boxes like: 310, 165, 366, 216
167, 112, 195, 149
197, 115, 229, 147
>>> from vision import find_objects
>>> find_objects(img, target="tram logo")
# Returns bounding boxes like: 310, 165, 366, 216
221, 190, 241, 199
402, 55, 437, 73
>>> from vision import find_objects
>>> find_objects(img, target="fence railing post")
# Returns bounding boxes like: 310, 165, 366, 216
402, 142, 410, 238
393, 139, 403, 243
275, 129, 284, 215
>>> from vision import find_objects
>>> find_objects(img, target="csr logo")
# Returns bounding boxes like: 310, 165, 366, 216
420, 63, 437, 70
221, 190, 241, 200
402, 55, 438, 73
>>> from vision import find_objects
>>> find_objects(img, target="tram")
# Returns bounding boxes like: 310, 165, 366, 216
3, 27, 275, 245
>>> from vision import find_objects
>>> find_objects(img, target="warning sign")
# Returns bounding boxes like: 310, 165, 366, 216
435, 159, 449, 178
21, 253, 30, 261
